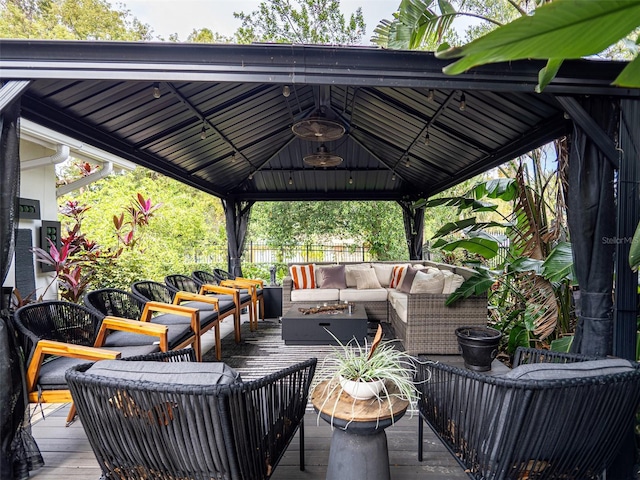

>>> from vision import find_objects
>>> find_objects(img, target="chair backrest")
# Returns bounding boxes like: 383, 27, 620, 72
131, 280, 174, 304
192, 270, 218, 287
213, 268, 235, 283
84, 288, 145, 320
165, 274, 199, 294
66, 355, 317, 480
417, 350, 640, 479
13, 301, 102, 364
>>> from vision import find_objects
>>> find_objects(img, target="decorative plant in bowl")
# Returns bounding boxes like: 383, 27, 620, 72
313, 325, 421, 419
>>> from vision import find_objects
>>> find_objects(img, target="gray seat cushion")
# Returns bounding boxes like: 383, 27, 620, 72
86, 359, 242, 385
103, 323, 192, 348
503, 358, 634, 380
38, 344, 160, 388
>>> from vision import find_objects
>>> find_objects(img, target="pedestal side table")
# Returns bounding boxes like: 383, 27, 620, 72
311, 379, 409, 480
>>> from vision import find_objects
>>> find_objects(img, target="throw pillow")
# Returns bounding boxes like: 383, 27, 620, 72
503, 358, 633, 381
441, 270, 465, 294
410, 269, 445, 294
354, 269, 382, 289
290, 264, 316, 290
399, 265, 420, 293
371, 263, 394, 287
316, 265, 347, 289
344, 264, 372, 287
390, 264, 410, 289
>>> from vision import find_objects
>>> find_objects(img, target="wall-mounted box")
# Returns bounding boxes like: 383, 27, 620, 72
18, 198, 41, 220
39, 220, 61, 272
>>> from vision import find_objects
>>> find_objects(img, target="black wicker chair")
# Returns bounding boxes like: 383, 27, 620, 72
192, 270, 254, 342
416, 347, 640, 480
12, 301, 168, 424
84, 288, 202, 360
213, 268, 265, 325
132, 280, 235, 361
66, 350, 317, 480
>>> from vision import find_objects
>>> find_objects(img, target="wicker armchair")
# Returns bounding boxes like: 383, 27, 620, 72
416, 347, 640, 479
132, 280, 236, 361
213, 268, 265, 325
66, 350, 317, 480
12, 301, 169, 424
192, 270, 254, 342
84, 288, 203, 360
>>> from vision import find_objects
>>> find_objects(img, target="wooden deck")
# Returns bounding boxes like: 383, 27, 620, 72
29, 403, 469, 480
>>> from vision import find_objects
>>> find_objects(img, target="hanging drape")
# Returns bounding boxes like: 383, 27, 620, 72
0, 99, 43, 480
222, 199, 254, 277
566, 97, 617, 357
398, 201, 425, 260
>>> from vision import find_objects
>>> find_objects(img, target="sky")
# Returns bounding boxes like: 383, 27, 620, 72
109, 0, 402, 43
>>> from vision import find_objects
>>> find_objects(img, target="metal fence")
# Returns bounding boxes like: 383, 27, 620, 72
186, 241, 374, 265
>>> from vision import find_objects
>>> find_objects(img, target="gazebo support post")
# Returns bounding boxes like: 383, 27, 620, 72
398, 201, 425, 261
222, 198, 254, 278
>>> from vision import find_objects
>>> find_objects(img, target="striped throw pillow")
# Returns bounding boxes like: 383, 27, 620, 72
290, 264, 316, 290
389, 265, 407, 289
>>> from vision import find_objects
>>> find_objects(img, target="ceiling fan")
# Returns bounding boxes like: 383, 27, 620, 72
291, 106, 346, 142
303, 144, 343, 167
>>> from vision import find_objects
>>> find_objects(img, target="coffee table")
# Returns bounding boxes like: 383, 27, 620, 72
281, 303, 368, 345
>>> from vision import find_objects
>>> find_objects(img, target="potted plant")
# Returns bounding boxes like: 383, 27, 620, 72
313, 325, 421, 418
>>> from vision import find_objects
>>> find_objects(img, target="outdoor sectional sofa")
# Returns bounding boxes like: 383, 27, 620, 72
282, 261, 487, 355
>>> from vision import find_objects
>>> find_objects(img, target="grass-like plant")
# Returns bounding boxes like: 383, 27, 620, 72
313, 325, 427, 426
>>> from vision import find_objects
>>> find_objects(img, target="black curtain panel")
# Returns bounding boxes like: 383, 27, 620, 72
399, 201, 425, 260
222, 199, 254, 278
567, 97, 618, 357
0, 100, 43, 480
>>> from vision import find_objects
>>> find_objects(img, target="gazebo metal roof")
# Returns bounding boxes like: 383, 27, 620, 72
1, 40, 637, 201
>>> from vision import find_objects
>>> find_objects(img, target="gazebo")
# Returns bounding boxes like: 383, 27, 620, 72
1, 39, 639, 476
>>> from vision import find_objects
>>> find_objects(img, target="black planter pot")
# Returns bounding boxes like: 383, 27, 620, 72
455, 326, 502, 372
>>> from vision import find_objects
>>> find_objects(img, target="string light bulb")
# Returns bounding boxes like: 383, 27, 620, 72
282, 85, 291, 98
424, 130, 430, 146
231, 152, 236, 163
405, 155, 410, 167
427, 89, 434, 101
152, 83, 161, 99
348, 174, 353, 185
248, 172, 254, 180
200, 124, 207, 140
459, 93, 466, 111
391, 172, 396, 181
288, 173, 293, 185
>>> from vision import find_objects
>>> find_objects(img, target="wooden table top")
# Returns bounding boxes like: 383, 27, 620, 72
311, 379, 409, 423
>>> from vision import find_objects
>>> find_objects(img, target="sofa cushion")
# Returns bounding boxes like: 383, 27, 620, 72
339, 288, 388, 302
290, 264, 316, 290
344, 264, 372, 287
371, 263, 394, 287
399, 265, 420, 293
390, 264, 410, 289
391, 293, 408, 323
86, 359, 242, 385
410, 269, 445, 294
442, 270, 465, 294
317, 265, 347, 289
354, 269, 382, 289
503, 358, 634, 381
290, 288, 340, 302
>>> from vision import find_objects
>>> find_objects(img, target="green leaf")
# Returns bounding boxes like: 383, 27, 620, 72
437, 237, 499, 259
445, 269, 495, 306
474, 178, 517, 201
421, 196, 497, 213
507, 325, 530, 354
541, 242, 574, 282
508, 257, 543, 274
614, 56, 640, 88
438, 0, 640, 75
550, 335, 574, 353
629, 221, 640, 271
536, 58, 564, 93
